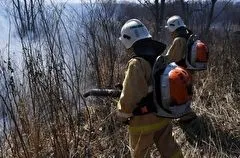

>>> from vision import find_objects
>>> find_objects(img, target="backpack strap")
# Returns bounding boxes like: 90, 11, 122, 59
175, 27, 193, 40
130, 57, 157, 116
132, 92, 157, 115
130, 39, 166, 116
176, 58, 187, 68
186, 34, 199, 67
152, 56, 172, 114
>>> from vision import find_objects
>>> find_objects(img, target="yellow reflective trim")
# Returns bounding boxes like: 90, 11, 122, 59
129, 119, 170, 134
171, 149, 183, 158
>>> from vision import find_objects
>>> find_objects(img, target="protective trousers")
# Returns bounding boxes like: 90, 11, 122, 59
129, 123, 183, 158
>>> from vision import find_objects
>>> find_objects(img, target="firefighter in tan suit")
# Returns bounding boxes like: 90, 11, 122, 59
165, 15, 197, 123
118, 19, 183, 158
165, 16, 192, 66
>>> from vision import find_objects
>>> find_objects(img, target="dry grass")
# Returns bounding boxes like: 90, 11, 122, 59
79, 36, 240, 158
0, 35, 240, 158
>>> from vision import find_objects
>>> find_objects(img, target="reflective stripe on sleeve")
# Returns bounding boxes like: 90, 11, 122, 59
170, 149, 184, 158
148, 86, 153, 93
117, 111, 133, 118
129, 119, 170, 134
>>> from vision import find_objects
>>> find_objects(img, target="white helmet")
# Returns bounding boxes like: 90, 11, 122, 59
165, 16, 186, 32
119, 19, 152, 49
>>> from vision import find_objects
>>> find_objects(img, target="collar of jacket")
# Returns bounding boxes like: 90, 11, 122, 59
129, 38, 167, 66
133, 38, 166, 56
173, 27, 192, 40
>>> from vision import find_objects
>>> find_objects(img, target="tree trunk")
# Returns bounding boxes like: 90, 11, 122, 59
180, 0, 188, 26
205, 0, 218, 34
154, 0, 160, 39
154, 0, 165, 40
159, 0, 165, 28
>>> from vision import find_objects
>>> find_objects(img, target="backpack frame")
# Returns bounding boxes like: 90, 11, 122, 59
185, 34, 208, 70
152, 56, 192, 118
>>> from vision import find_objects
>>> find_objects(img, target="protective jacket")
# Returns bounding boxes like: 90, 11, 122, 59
117, 57, 170, 134
117, 38, 183, 158
117, 56, 183, 158
166, 37, 187, 65
166, 27, 192, 67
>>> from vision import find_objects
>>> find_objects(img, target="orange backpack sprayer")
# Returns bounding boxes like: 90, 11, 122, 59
152, 57, 193, 118
186, 35, 209, 70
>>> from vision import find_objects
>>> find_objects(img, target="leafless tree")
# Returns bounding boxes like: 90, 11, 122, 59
138, 0, 166, 39
81, 1, 122, 88
0, 0, 239, 157
205, 0, 218, 34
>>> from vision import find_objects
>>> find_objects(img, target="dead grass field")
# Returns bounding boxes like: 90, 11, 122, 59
0, 34, 239, 158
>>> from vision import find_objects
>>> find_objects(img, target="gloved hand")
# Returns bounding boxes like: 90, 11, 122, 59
120, 117, 131, 125
115, 83, 123, 90
117, 111, 133, 125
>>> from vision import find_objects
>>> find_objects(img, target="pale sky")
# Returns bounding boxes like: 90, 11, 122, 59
48, 0, 239, 3
45, 0, 140, 3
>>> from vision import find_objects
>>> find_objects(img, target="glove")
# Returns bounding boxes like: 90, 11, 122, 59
115, 83, 123, 90
117, 111, 133, 125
